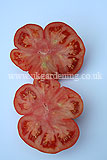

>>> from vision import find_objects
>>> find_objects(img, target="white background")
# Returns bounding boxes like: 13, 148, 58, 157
0, 0, 107, 160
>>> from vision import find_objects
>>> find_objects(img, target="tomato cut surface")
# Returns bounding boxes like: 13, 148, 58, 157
10, 22, 85, 78
14, 79, 83, 153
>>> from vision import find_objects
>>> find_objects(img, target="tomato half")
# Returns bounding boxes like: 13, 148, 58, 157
10, 22, 85, 78
14, 79, 83, 153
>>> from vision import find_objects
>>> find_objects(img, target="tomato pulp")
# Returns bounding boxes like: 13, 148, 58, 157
14, 79, 83, 153
10, 22, 85, 79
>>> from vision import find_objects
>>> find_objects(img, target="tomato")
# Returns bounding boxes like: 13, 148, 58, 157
14, 79, 83, 153
10, 22, 85, 78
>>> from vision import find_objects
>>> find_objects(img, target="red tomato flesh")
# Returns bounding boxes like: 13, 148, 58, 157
14, 79, 83, 153
10, 22, 85, 78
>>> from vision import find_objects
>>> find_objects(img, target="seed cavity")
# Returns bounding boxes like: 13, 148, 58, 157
28, 126, 42, 143
70, 101, 79, 115
20, 88, 37, 101
41, 133, 56, 148
57, 130, 75, 144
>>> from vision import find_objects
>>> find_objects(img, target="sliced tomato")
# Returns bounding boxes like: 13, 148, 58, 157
14, 24, 43, 49
14, 79, 83, 153
10, 22, 85, 78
